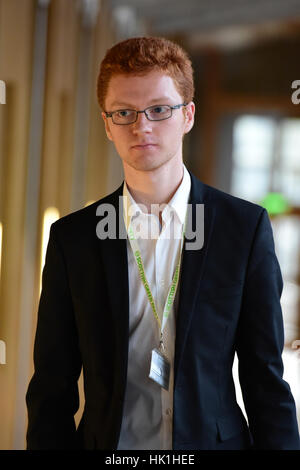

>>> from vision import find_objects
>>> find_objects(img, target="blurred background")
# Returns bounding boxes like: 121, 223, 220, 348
0, 0, 300, 450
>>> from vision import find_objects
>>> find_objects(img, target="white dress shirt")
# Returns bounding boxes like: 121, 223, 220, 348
117, 164, 191, 450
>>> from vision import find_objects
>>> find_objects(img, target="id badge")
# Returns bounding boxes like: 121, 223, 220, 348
149, 348, 170, 390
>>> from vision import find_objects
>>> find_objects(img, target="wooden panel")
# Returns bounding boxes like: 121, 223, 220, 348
0, 0, 35, 449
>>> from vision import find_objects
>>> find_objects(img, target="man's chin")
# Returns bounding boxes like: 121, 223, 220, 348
124, 156, 168, 173
130, 161, 167, 172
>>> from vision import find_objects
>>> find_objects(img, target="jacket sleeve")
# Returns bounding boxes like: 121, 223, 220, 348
236, 208, 300, 449
26, 222, 82, 449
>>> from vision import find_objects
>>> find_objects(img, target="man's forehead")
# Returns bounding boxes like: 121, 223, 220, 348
105, 72, 181, 107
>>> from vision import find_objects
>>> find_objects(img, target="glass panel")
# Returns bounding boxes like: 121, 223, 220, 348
276, 172, 300, 205
231, 167, 269, 202
282, 348, 300, 425
233, 115, 275, 169
280, 118, 300, 170
272, 216, 300, 281
231, 115, 300, 426
271, 216, 300, 346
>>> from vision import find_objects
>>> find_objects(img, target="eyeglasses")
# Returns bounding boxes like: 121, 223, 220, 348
104, 103, 188, 125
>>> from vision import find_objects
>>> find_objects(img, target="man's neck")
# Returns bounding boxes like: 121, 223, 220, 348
124, 161, 184, 214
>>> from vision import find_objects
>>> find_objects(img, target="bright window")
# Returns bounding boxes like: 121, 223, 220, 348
231, 115, 300, 424
231, 115, 300, 206
231, 114, 300, 303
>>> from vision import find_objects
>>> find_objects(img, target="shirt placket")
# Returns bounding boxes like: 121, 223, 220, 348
157, 214, 175, 450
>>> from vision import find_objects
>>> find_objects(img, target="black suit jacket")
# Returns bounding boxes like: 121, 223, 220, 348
26, 172, 300, 450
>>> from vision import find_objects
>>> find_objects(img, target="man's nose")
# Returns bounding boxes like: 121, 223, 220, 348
132, 111, 152, 132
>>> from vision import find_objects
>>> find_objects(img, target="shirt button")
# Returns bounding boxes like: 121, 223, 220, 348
166, 408, 172, 416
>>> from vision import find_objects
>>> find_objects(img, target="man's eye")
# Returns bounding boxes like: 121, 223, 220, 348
151, 106, 166, 114
116, 110, 132, 118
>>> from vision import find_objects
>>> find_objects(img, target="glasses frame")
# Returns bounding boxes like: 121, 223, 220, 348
104, 103, 188, 125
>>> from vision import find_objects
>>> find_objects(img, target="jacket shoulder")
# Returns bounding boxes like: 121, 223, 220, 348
192, 173, 265, 220
204, 182, 263, 212
50, 183, 123, 237
189, 173, 267, 240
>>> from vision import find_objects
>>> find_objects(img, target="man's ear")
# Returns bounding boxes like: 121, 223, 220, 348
183, 101, 195, 135
101, 112, 113, 141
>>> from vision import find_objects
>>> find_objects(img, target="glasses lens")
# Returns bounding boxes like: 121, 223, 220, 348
146, 105, 172, 121
113, 109, 136, 124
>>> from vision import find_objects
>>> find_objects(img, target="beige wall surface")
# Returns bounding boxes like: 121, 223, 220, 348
0, 0, 118, 449
0, 0, 35, 450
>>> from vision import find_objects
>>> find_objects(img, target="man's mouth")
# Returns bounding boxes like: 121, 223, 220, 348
131, 143, 157, 149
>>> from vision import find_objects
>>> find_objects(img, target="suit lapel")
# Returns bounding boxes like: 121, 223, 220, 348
174, 174, 216, 386
96, 184, 130, 385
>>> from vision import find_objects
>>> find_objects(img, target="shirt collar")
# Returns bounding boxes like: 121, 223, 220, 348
123, 163, 191, 231
167, 164, 191, 225
123, 183, 143, 231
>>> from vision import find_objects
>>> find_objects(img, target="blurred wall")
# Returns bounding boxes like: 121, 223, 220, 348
0, 0, 36, 450
187, 37, 300, 188
0, 0, 121, 450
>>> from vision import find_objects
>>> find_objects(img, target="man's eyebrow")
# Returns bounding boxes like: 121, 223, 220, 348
109, 101, 132, 108
109, 98, 174, 108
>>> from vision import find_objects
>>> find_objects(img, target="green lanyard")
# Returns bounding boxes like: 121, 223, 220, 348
127, 213, 186, 350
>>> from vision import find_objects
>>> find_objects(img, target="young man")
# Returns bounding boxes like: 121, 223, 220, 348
26, 37, 300, 450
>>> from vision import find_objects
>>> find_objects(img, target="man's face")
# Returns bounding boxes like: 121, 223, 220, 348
102, 70, 195, 173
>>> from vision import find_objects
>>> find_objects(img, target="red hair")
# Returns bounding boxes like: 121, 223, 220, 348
97, 36, 194, 110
